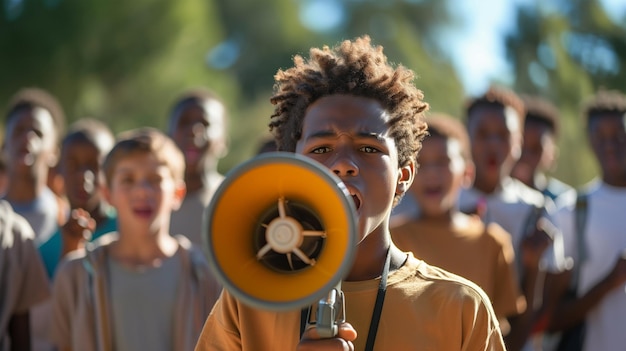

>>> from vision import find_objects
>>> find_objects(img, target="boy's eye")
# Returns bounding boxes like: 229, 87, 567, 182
311, 146, 331, 154
120, 177, 134, 185
149, 176, 163, 185
360, 146, 379, 153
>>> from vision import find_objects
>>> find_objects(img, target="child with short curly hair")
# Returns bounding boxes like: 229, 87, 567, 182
195, 36, 505, 351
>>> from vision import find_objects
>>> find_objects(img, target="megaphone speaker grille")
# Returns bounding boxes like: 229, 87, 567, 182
204, 152, 357, 311
255, 200, 325, 273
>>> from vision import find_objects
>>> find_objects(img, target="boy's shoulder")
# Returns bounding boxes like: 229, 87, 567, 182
0, 199, 36, 245
456, 214, 515, 252
404, 254, 495, 303
54, 232, 119, 278
171, 234, 212, 277
501, 177, 546, 208
55, 233, 211, 283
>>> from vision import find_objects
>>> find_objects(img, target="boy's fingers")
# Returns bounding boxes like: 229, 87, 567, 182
298, 323, 357, 351
297, 338, 354, 351
301, 323, 357, 341
337, 323, 357, 341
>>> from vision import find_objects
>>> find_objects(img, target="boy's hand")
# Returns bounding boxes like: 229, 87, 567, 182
607, 254, 626, 290
61, 208, 96, 256
521, 217, 554, 270
297, 322, 357, 351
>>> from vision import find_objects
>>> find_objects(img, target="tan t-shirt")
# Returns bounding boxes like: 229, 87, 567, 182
0, 200, 50, 349
170, 179, 223, 248
50, 233, 222, 351
195, 253, 505, 351
392, 214, 525, 319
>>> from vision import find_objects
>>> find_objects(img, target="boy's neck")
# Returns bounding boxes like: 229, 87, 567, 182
473, 178, 501, 195
344, 229, 406, 281
417, 210, 455, 224
5, 174, 45, 202
109, 230, 178, 267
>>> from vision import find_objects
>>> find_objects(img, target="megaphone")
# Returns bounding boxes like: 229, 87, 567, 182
203, 152, 358, 335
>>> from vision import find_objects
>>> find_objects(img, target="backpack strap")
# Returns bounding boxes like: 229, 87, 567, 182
570, 193, 588, 291
523, 204, 544, 238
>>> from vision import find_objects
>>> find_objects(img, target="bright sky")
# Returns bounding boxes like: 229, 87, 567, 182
445, 0, 519, 95
448, 0, 626, 95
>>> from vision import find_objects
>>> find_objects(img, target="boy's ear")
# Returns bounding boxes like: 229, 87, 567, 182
395, 160, 415, 195
46, 146, 60, 168
215, 138, 229, 160
171, 181, 187, 211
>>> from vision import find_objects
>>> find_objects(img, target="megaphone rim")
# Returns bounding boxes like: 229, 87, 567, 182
203, 151, 358, 311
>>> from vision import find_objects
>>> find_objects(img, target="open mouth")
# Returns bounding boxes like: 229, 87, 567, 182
486, 155, 499, 167
350, 193, 361, 211
133, 208, 154, 218
424, 186, 442, 197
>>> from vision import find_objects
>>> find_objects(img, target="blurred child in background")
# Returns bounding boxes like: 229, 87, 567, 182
38, 118, 117, 279
167, 88, 228, 247
2, 87, 66, 351
511, 95, 574, 202
458, 86, 569, 350
548, 89, 626, 351
392, 113, 526, 348
50, 128, 221, 351
0, 201, 49, 351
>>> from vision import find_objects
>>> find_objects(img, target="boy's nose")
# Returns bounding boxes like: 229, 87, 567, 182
330, 154, 359, 177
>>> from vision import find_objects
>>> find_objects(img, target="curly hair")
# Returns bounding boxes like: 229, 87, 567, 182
5, 87, 66, 143
63, 118, 115, 158
581, 89, 626, 128
465, 85, 526, 130
167, 87, 228, 134
424, 113, 471, 161
520, 94, 560, 137
269, 35, 429, 173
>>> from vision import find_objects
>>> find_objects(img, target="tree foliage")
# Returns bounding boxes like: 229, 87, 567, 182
1, 0, 466, 173
504, 0, 625, 186
1, 0, 234, 131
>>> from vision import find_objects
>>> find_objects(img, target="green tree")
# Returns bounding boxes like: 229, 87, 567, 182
0, 0, 236, 132
2, 0, 467, 173
504, 0, 626, 187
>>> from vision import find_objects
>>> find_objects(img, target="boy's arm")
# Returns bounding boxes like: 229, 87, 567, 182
48, 259, 80, 351
60, 209, 95, 257
548, 255, 626, 331
7, 213, 50, 351
504, 224, 552, 351
12, 215, 51, 311
8, 312, 30, 351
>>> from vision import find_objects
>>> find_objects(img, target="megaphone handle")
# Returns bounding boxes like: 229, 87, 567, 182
304, 283, 345, 339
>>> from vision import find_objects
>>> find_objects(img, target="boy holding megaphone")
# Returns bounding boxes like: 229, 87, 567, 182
196, 35, 505, 351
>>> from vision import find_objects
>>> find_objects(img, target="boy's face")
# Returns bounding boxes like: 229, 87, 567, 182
467, 105, 521, 190
3, 106, 57, 176
295, 95, 413, 244
410, 136, 467, 217
103, 153, 185, 234
169, 100, 226, 175
59, 137, 105, 210
512, 120, 556, 183
588, 113, 626, 182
